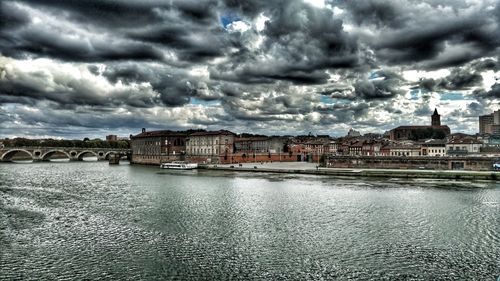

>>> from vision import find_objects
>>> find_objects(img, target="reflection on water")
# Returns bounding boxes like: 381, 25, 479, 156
0, 161, 499, 280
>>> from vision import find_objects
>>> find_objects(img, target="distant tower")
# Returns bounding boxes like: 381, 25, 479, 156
431, 108, 441, 126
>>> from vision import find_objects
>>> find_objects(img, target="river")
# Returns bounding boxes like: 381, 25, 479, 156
0, 161, 499, 280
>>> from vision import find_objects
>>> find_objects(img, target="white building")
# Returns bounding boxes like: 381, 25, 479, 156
446, 138, 483, 155
421, 140, 446, 156
389, 146, 421, 157
186, 130, 235, 157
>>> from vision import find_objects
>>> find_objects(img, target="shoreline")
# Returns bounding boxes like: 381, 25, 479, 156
198, 164, 500, 181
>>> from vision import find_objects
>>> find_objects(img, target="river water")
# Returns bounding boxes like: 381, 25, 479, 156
0, 161, 499, 280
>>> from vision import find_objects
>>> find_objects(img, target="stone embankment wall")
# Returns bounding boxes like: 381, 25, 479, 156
134, 153, 305, 165
201, 166, 500, 181
219, 153, 298, 164
131, 155, 184, 165
327, 156, 500, 171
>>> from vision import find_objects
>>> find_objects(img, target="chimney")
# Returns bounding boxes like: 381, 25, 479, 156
142, 128, 146, 133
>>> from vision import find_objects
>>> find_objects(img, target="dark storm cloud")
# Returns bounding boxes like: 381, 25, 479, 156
101, 63, 217, 106
0, 1, 30, 30
14, 0, 188, 27
222, 0, 271, 18
12, 29, 164, 62
414, 104, 433, 116
318, 102, 371, 123
211, 65, 332, 85
418, 79, 437, 92
1, 102, 177, 139
0, 1, 165, 62
374, 18, 486, 66
474, 83, 500, 99
0, 62, 159, 108
417, 64, 485, 92
210, 0, 360, 86
437, 69, 483, 91
341, 0, 500, 69
353, 70, 404, 100
471, 58, 499, 72
0, 0, 224, 63
128, 25, 238, 62
0, 0, 499, 138
342, 0, 404, 28
218, 82, 319, 121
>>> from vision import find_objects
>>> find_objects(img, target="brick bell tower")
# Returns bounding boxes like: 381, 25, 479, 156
431, 108, 441, 126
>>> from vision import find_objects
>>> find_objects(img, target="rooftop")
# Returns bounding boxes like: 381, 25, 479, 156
392, 125, 450, 130
189, 130, 235, 136
131, 130, 187, 139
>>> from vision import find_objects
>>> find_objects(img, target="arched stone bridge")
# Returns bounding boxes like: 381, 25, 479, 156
0, 147, 131, 162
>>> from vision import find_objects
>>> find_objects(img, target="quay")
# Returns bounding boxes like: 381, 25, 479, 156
200, 162, 500, 181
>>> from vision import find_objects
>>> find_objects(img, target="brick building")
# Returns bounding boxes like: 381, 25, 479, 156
130, 128, 187, 165
389, 109, 450, 140
186, 130, 235, 163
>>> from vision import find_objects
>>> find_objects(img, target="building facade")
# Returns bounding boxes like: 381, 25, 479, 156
186, 130, 235, 163
389, 146, 422, 157
446, 138, 483, 156
390, 109, 450, 141
479, 113, 494, 134
479, 110, 500, 135
130, 129, 187, 164
420, 140, 446, 156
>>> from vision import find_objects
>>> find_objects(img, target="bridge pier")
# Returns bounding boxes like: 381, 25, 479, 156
97, 151, 106, 161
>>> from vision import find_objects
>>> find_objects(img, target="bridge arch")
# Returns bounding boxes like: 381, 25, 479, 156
1, 149, 33, 162
104, 151, 118, 160
41, 150, 71, 161
76, 150, 99, 161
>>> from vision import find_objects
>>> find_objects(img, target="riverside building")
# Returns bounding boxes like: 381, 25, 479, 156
130, 128, 187, 165
389, 109, 450, 141
186, 130, 235, 163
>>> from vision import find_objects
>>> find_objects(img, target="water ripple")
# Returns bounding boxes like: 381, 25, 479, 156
0, 162, 499, 280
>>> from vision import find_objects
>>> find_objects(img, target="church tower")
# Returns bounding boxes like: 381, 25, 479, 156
431, 108, 441, 126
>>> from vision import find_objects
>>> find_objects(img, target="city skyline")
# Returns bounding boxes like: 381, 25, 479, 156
1, 0, 500, 139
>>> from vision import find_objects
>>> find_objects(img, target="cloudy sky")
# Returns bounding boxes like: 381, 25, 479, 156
1, 0, 499, 139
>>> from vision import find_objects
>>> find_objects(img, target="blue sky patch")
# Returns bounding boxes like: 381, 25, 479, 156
320, 95, 334, 104
440, 92, 471, 101
320, 96, 351, 105
368, 71, 379, 80
220, 14, 241, 28
409, 89, 419, 100
190, 98, 221, 106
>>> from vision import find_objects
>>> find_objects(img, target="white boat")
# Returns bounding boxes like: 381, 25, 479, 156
160, 161, 198, 170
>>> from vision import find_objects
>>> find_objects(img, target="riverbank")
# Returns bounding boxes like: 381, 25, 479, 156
200, 162, 500, 181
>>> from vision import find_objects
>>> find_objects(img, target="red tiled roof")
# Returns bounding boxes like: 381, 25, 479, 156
132, 130, 187, 139
189, 130, 235, 136
447, 138, 483, 144
392, 125, 450, 130
234, 137, 269, 142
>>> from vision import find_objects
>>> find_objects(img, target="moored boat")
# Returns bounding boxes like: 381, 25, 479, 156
160, 161, 198, 170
